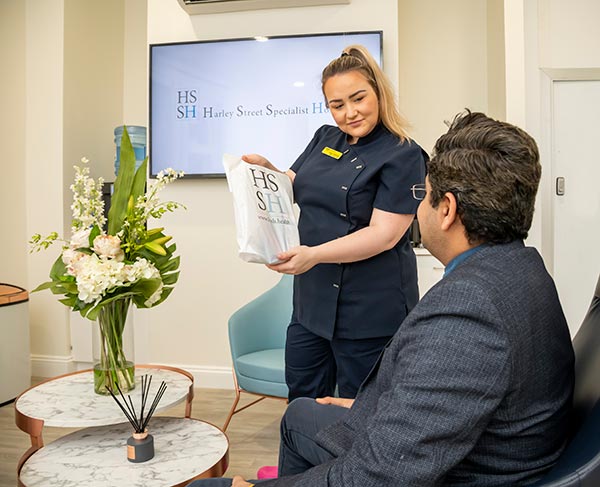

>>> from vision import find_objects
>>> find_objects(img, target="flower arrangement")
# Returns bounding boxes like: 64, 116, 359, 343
30, 128, 184, 394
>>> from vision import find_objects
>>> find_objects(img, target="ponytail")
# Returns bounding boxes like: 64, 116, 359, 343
321, 44, 411, 142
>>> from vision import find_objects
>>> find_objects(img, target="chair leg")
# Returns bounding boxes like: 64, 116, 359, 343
223, 371, 242, 432
223, 370, 288, 431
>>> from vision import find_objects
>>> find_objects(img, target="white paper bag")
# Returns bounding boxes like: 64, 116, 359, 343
223, 154, 299, 264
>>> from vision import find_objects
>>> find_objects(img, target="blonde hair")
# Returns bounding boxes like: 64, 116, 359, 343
321, 44, 411, 142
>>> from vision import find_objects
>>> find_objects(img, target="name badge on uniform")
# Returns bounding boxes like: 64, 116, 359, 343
322, 147, 343, 160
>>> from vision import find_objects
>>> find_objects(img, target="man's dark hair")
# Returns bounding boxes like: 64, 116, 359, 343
428, 111, 541, 244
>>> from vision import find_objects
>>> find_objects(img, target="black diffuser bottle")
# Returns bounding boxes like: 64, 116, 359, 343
109, 375, 167, 464
127, 430, 155, 463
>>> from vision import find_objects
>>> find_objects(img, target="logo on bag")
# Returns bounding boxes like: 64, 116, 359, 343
249, 168, 287, 215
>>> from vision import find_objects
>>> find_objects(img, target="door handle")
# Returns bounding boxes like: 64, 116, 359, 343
556, 177, 565, 196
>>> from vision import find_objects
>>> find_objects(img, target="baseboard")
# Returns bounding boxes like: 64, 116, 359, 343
163, 363, 235, 390
30, 355, 235, 390
30, 354, 77, 378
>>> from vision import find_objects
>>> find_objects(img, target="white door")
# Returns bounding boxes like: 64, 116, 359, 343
552, 80, 600, 335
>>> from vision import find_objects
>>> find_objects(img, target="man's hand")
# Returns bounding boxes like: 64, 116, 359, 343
316, 396, 355, 408
232, 475, 253, 487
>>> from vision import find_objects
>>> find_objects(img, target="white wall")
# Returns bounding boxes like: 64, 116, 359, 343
63, 0, 125, 183
538, 0, 600, 68
0, 1, 27, 288
24, 0, 72, 367
397, 0, 490, 153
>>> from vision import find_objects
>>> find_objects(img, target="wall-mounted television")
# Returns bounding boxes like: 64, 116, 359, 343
149, 31, 382, 178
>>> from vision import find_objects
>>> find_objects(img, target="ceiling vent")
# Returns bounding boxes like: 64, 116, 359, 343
177, 0, 350, 15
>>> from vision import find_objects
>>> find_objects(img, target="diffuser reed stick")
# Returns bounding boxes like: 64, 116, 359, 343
108, 374, 167, 433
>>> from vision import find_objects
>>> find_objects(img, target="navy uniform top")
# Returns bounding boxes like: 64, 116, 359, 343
290, 124, 427, 340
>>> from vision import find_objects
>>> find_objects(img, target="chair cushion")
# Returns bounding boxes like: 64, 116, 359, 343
236, 348, 285, 384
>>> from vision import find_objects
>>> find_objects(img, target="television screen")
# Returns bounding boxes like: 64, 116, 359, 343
149, 31, 382, 178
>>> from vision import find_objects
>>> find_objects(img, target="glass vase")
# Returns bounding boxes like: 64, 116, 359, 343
94, 297, 135, 395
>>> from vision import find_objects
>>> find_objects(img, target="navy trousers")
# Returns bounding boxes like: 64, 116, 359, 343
187, 398, 348, 486
285, 321, 391, 401
278, 397, 346, 474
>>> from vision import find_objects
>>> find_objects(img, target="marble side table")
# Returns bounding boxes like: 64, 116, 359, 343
15, 365, 194, 475
18, 416, 229, 487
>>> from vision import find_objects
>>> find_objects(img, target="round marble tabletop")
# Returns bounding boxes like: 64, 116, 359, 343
16, 367, 193, 427
19, 417, 229, 487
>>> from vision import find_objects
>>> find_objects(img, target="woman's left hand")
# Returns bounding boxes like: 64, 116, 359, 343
231, 475, 253, 487
267, 245, 318, 275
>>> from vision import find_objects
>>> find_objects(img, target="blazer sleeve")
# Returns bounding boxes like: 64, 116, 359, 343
261, 283, 511, 487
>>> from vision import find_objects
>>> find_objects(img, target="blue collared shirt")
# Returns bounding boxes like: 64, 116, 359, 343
444, 245, 487, 277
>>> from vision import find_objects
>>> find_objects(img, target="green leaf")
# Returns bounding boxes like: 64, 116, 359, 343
53, 281, 78, 294
85, 306, 101, 321
49, 256, 67, 281
131, 157, 148, 202
161, 271, 179, 286
161, 256, 180, 273
132, 294, 147, 308
108, 127, 136, 236
59, 296, 78, 307
88, 225, 101, 247
134, 279, 162, 297
32, 281, 56, 293
49, 285, 67, 296
150, 286, 175, 307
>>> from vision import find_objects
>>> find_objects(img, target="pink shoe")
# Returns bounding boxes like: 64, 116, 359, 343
256, 466, 278, 479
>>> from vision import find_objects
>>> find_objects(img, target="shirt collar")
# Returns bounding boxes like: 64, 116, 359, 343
443, 244, 487, 277
350, 123, 387, 147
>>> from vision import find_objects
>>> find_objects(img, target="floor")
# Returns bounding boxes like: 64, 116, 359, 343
0, 385, 286, 486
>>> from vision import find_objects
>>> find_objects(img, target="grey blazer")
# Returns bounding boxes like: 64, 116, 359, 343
263, 240, 575, 486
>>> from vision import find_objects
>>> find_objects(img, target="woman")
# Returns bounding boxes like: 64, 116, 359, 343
243, 45, 427, 401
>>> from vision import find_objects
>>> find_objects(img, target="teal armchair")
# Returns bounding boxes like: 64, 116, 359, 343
223, 274, 292, 431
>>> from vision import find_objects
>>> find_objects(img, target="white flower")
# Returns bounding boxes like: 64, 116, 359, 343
93, 235, 124, 261
62, 249, 78, 266
74, 254, 125, 303
70, 228, 91, 249
62, 249, 86, 275
71, 255, 162, 304
70, 163, 105, 231
132, 258, 161, 280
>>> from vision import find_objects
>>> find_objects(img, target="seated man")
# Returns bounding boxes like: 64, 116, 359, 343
190, 111, 575, 487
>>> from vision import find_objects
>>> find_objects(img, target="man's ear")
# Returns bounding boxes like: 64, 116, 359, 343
440, 192, 459, 231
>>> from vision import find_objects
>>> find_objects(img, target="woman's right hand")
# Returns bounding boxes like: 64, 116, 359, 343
241, 153, 272, 168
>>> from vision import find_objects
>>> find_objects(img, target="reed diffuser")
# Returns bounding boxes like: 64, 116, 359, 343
108, 374, 168, 463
